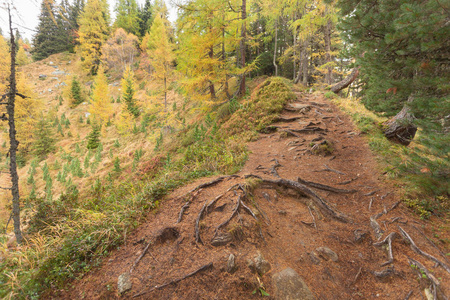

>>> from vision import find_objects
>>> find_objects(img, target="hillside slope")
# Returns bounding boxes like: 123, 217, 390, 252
49, 91, 450, 299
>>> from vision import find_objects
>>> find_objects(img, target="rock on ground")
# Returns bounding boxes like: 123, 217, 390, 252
272, 268, 315, 300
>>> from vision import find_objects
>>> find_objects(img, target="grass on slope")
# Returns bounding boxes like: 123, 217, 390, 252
0, 77, 294, 299
327, 92, 449, 220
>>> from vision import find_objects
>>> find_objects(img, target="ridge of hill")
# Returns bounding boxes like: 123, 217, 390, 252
48, 89, 450, 299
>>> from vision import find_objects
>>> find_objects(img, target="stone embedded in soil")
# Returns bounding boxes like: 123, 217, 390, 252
308, 252, 321, 265
272, 268, 315, 300
316, 247, 339, 262
227, 254, 237, 273
117, 272, 132, 294
211, 232, 232, 246
247, 252, 271, 275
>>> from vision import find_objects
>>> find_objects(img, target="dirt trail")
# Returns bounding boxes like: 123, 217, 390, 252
51, 92, 449, 299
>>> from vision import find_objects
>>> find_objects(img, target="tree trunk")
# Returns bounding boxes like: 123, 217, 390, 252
209, 45, 216, 99
7, 6, 23, 244
273, 19, 278, 77
331, 66, 360, 94
301, 38, 309, 85
222, 26, 230, 99
383, 95, 417, 146
238, 0, 246, 97
324, 6, 333, 85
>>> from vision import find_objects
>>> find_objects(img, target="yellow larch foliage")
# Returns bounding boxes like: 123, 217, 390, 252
89, 65, 112, 126
15, 73, 43, 152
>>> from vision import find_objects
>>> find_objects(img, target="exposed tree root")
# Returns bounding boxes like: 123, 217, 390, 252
409, 257, 448, 300
276, 115, 304, 122
313, 164, 346, 175
337, 177, 358, 185
188, 175, 238, 194
373, 266, 396, 278
403, 291, 413, 300
130, 242, 158, 274
270, 159, 281, 178
212, 195, 242, 240
412, 225, 450, 265
177, 189, 202, 224
195, 200, 208, 243
297, 177, 357, 194
370, 213, 384, 240
398, 226, 450, 274
247, 175, 349, 223
373, 232, 399, 266
132, 262, 213, 298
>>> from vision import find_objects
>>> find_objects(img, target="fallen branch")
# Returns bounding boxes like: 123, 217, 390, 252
313, 164, 346, 175
368, 198, 374, 211
398, 226, 450, 274
297, 177, 357, 194
132, 262, 213, 298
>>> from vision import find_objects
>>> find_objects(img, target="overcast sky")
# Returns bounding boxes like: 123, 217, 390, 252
0, 0, 177, 42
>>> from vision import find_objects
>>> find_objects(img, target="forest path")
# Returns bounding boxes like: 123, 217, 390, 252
51, 92, 449, 299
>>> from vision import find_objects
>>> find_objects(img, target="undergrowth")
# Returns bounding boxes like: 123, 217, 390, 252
331, 94, 449, 219
0, 77, 293, 298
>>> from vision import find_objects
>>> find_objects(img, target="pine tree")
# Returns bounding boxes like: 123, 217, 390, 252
33, 116, 56, 159
78, 0, 110, 74
336, 0, 449, 193
114, 0, 141, 37
32, 0, 73, 61
70, 76, 84, 106
121, 66, 139, 117
138, 0, 152, 38
86, 124, 101, 149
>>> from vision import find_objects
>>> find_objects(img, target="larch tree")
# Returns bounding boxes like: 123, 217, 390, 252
147, 13, 174, 110
89, 65, 112, 126
78, 0, 110, 75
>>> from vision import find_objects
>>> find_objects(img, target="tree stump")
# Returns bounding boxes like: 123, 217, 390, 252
383, 97, 417, 146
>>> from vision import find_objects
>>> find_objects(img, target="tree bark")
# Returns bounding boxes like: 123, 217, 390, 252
273, 19, 278, 77
324, 6, 333, 85
7, 6, 23, 244
383, 95, 417, 146
238, 0, 246, 97
209, 45, 216, 99
331, 66, 360, 94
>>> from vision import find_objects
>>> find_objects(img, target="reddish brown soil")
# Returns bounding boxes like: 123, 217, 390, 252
50, 92, 449, 299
